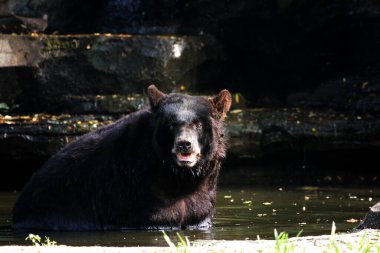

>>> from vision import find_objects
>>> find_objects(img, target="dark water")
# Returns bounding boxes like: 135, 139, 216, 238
0, 186, 378, 246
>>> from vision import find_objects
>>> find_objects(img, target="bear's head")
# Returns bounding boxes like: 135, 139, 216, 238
148, 85, 231, 178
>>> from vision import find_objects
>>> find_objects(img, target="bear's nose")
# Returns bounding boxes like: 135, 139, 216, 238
177, 140, 192, 152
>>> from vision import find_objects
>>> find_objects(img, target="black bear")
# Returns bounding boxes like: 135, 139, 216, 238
12, 85, 231, 231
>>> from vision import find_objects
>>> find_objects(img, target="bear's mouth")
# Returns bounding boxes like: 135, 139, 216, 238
174, 152, 199, 167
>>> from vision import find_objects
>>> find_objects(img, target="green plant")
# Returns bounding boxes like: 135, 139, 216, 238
25, 233, 57, 246
0, 103, 10, 113
272, 229, 304, 253
162, 231, 192, 252
326, 221, 339, 253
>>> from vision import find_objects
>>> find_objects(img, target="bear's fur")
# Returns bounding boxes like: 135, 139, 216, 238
12, 85, 231, 231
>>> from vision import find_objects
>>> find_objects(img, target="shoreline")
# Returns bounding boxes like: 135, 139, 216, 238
0, 229, 379, 253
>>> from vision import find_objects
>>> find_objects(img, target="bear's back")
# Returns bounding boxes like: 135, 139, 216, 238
12, 109, 155, 230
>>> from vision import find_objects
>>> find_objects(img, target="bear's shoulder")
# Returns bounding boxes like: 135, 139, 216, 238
68, 109, 153, 147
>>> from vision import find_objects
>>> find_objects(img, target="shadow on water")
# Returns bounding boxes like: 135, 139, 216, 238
1, 185, 378, 246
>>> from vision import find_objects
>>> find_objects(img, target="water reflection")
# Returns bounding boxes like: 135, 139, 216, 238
0, 186, 378, 246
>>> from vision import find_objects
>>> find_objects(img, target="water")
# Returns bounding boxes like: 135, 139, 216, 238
0, 186, 378, 246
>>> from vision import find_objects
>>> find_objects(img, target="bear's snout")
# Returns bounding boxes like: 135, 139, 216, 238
176, 140, 192, 153
172, 128, 201, 168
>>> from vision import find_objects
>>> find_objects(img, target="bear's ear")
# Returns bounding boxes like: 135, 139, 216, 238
148, 84, 167, 110
212, 89, 232, 120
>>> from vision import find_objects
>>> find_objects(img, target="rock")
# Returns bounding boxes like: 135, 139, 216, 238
0, 16, 25, 33
1, 107, 379, 161
0, 34, 224, 113
2, 0, 380, 106
11, 12, 48, 33
57, 94, 147, 114
355, 78, 380, 113
3, 0, 380, 34
0, 0, 9, 16
356, 202, 380, 230
294, 78, 359, 110
226, 108, 380, 159
3, 0, 105, 33
355, 97, 380, 114
0, 114, 116, 159
286, 75, 380, 113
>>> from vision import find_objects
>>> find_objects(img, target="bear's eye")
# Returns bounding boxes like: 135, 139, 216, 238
193, 120, 202, 130
168, 121, 178, 130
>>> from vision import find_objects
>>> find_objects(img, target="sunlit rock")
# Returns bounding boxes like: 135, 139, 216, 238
0, 34, 223, 112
